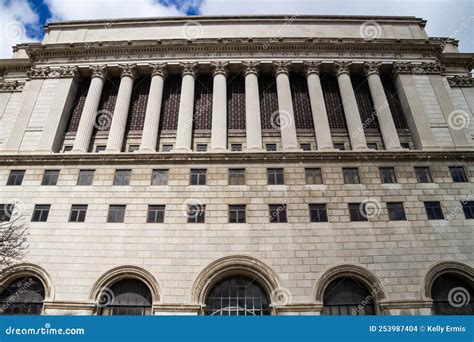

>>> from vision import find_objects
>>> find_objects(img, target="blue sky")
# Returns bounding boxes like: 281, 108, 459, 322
1, 0, 473, 58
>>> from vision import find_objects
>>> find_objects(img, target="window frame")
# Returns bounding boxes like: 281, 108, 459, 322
187, 204, 206, 223
414, 167, 433, 183
113, 169, 132, 186
228, 168, 246, 185
107, 205, 126, 223
387, 202, 406, 221
348, 203, 368, 222
449, 166, 469, 183
265, 143, 277, 152
190, 169, 207, 186
269, 204, 287, 223
305, 168, 323, 185
77, 169, 95, 186
147, 205, 166, 223
6, 170, 25, 186
69, 204, 88, 223
462, 201, 474, 219
424, 201, 444, 220
267, 168, 284, 185
151, 169, 169, 186
379, 167, 397, 184
31, 204, 51, 222
309, 204, 328, 222
343, 168, 360, 184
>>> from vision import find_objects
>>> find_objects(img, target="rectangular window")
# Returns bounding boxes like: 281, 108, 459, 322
69, 205, 87, 223
343, 168, 360, 184
349, 203, 367, 222
309, 204, 328, 222
107, 205, 126, 223
229, 205, 246, 223
230, 144, 242, 152
379, 167, 397, 184
7, 170, 25, 186
334, 143, 345, 150
401, 142, 410, 149
265, 144, 277, 152
424, 201, 444, 220
190, 169, 207, 185
0, 204, 14, 222
77, 170, 95, 186
95, 145, 106, 152
161, 144, 173, 152
187, 204, 205, 223
63, 145, 73, 152
31, 204, 50, 222
128, 145, 139, 152
415, 167, 433, 183
267, 168, 284, 185
114, 169, 131, 186
387, 202, 406, 221
305, 168, 323, 184
462, 201, 474, 219
229, 168, 245, 185
147, 205, 165, 223
450, 166, 468, 183
41, 170, 60, 186
151, 169, 168, 186
269, 204, 287, 223
300, 143, 311, 151
196, 144, 208, 152
367, 143, 378, 150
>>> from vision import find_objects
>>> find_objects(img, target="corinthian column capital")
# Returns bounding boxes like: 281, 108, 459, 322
304, 61, 322, 77
211, 61, 229, 77
242, 61, 259, 76
149, 63, 168, 78
334, 61, 352, 76
273, 61, 291, 76
180, 62, 198, 78
90, 65, 108, 80
363, 62, 382, 76
119, 64, 138, 79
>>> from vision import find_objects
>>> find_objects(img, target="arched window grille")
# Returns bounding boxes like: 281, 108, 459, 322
204, 276, 270, 316
99, 279, 152, 316
431, 273, 473, 315
0, 276, 45, 315
322, 277, 376, 315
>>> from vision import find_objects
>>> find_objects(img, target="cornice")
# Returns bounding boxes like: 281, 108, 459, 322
0, 150, 473, 166
392, 61, 446, 75
26, 66, 79, 79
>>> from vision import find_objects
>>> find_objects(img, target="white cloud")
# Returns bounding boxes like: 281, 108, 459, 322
44, 0, 182, 21
0, 0, 40, 58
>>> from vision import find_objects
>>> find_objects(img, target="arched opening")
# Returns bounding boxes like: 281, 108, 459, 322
98, 279, 152, 316
0, 276, 45, 315
322, 277, 376, 315
204, 276, 270, 316
431, 273, 473, 315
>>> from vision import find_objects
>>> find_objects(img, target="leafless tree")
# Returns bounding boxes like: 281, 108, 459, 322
0, 215, 28, 279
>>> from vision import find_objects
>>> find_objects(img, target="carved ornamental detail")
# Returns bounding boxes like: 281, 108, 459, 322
210, 61, 229, 77
273, 61, 291, 76
90, 65, 108, 80
304, 61, 322, 77
119, 64, 138, 79
363, 62, 382, 76
242, 61, 259, 76
392, 61, 445, 74
447, 75, 473, 87
26, 66, 79, 79
334, 61, 352, 76
0, 80, 25, 92
149, 63, 168, 78
180, 62, 198, 77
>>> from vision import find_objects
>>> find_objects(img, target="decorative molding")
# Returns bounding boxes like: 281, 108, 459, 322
422, 261, 473, 300
242, 61, 259, 76
448, 75, 473, 87
334, 61, 352, 76
26, 66, 79, 79
180, 62, 198, 77
26, 66, 50, 79
89, 64, 108, 80
303, 61, 322, 77
118, 63, 138, 79
363, 61, 382, 76
149, 63, 168, 78
210, 61, 228, 77
420, 61, 445, 74
273, 61, 291, 76
0, 80, 25, 92
392, 62, 413, 74
392, 61, 445, 75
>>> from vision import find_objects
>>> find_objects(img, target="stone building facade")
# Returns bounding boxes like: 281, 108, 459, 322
0, 15, 473, 316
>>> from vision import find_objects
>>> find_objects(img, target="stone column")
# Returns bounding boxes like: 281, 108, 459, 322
175, 62, 197, 152
72, 65, 108, 153
363, 62, 402, 150
334, 61, 368, 150
274, 61, 299, 151
393, 62, 437, 150
210, 62, 228, 152
106, 64, 137, 152
243, 61, 263, 151
139, 63, 167, 152
304, 62, 334, 151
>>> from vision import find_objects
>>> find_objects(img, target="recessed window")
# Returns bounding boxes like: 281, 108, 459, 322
41, 170, 60, 186
0, 204, 14, 222
128, 145, 139, 152
367, 143, 378, 150
187, 204, 205, 223
0, 276, 45, 315
401, 142, 410, 149
69, 205, 87, 223
269, 204, 287, 223
348, 203, 367, 222
267, 168, 284, 185
63, 145, 73, 152
99, 279, 152, 316
322, 277, 375, 315
462, 201, 474, 219
31, 204, 50, 222
151, 169, 168, 186
415, 167, 433, 183
265, 144, 277, 152
190, 169, 207, 185
450, 166, 468, 183
343, 168, 360, 184
305, 168, 322, 184
107, 205, 126, 223
424, 201, 444, 220
387, 202, 406, 221
379, 167, 397, 184
334, 143, 345, 150
300, 143, 311, 151
7, 170, 25, 186
114, 169, 131, 186
229, 205, 246, 223
309, 204, 328, 222
230, 144, 242, 152
95, 145, 106, 152
196, 144, 208, 152
147, 205, 165, 223
77, 170, 95, 186
162, 144, 173, 152
229, 168, 245, 185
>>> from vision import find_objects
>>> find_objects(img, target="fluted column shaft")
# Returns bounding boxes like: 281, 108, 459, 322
305, 62, 333, 150
274, 62, 299, 151
210, 62, 228, 152
175, 63, 197, 152
140, 64, 167, 152
72, 65, 107, 153
244, 62, 263, 151
364, 63, 401, 150
335, 62, 368, 150
106, 64, 137, 152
